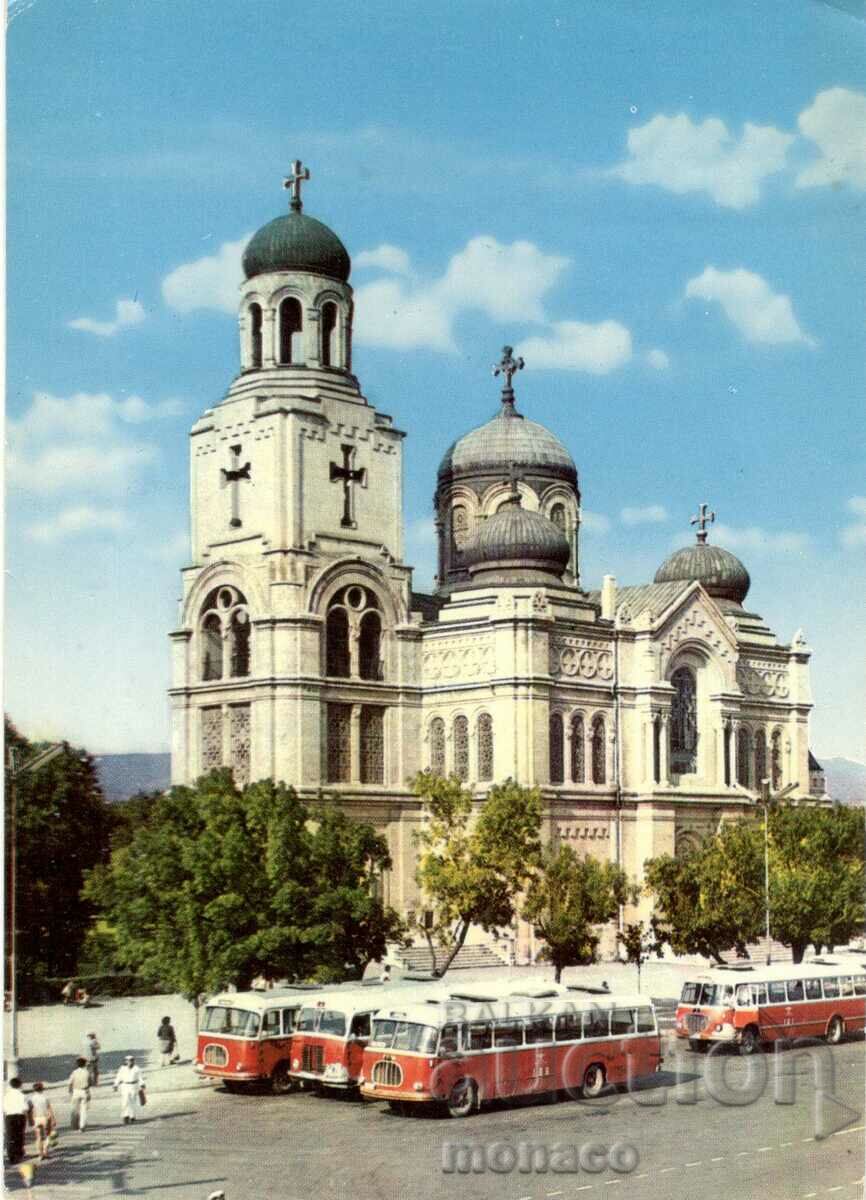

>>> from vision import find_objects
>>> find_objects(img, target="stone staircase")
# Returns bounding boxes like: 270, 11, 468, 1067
718, 937, 793, 965
394, 943, 509, 973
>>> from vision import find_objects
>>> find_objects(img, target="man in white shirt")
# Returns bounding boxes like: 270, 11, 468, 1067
113, 1055, 146, 1124
4, 1077, 31, 1163
68, 1057, 91, 1131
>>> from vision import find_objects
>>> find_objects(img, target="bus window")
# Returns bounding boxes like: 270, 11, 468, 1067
439, 1024, 460, 1055
555, 1012, 581, 1042
636, 1007, 656, 1033
839, 977, 855, 997
767, 981, 787, 1004
351, 1013, 372, 1038
262, 1009, 281, 1036
823, 978, 840, 999
320, 1010, 347, 1037
752, 984, 768, 1005
610, 1008, 636, 1036
804, 979, 822, 1001
201, 1007, 261, 1038
525, 1016, 554, 1044
736, 984, 752, 1006
467, 1022, 492, 1051
297, 1008, 318, 1031
493, 1020, 523, 1048
681, 982, 723, 1006
720, 985, 735, 1005
854, 976, 866, 997
786, 979, 804, 1002
583, 1009, 609, 1039
281, 1008, 298, 1034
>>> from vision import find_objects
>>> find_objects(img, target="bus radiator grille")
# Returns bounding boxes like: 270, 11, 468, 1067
203, 1044, 229, 1067
302, 1045, 324, 1074
371, 1059, 403, 1088
685, 1013, 708, 1034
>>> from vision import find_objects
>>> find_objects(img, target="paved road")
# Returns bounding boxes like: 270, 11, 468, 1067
8, 1034, 863, 1200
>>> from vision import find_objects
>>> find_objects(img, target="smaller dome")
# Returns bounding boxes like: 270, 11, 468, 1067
464, 498, 570, 585
438, 411, 576, 485
243, 210, 351, 282
655, 541, 750, 605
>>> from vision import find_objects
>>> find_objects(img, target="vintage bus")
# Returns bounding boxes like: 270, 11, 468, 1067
195, 985, 323, 1093
288, 979, 447, 1091
675, 959, 866, 1054
359, 990, 661, 1117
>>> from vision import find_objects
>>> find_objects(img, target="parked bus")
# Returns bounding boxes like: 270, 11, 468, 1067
674, 959, 866, 1054
195, 985, 323, 1093
359, 989, 661, 1117
288, 979, 447, 1091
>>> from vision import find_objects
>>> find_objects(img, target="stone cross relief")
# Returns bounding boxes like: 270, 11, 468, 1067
329, 444, 367, 528
221, 444, 251, 529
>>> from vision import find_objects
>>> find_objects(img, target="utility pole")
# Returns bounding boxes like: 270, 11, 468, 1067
756, 776, 799, 965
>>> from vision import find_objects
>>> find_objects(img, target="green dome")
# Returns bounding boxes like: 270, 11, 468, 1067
464, 502, 570, 583
654, 541, 751, 605
243, 210, 351, 282
438, 409, 576, 487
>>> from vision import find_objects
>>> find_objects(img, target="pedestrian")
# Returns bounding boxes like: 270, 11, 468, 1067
157, 1016, 177, 1067
30, 1083, 55, 1161
113, 1055, 146, 1124
380, 962, 392, 984
4, 1077, 31, 1164
60, 979, 75, 1006
68, 1056, 91, 1131
83, 1031, 100, 1086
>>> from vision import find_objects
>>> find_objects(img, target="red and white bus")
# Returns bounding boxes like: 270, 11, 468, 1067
360, 989, 661, 1117
289, 980, 447, 1091
195, 985, 323, 1093
675, 959, 866, 1054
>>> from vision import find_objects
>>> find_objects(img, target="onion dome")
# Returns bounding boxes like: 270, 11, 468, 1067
654, 503, 751, 606
242, 160, 351, 283
464, 469, 571, 585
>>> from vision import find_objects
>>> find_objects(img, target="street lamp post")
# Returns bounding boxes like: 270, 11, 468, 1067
755, 776, 799, 966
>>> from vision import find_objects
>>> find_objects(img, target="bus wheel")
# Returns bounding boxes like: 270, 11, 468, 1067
271, 1064, 295, 1095
689, 1039, 707, 1053
388, 1100, 408, 1116
739, 1026, 761, 1056
826, 1016, 845, 1045
581, 1064, 606, 1098
222, 1081, 243, 1094
447, 1078, 478, 1118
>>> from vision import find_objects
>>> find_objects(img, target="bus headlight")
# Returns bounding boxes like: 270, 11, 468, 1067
324, 1063, 349, 1082
413, 1082, 423, 1092
292, 1058, 300, 1070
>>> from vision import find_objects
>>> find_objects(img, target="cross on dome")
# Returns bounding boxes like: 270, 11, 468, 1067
283, 159, 311, 212
690, 501, 716, 544
493, 345, 525, 414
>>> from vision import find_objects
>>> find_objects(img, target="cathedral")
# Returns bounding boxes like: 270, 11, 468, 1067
169, 164, 822, 953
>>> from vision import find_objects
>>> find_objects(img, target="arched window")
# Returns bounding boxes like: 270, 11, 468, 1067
550, 503, 567, 532
737, 727, 752, 787
453, 716, 469, 782
451, 505, 470, 559
591, 716, 606, 785
358, 611, 382, 681
326, 703, 351, 783
248, 303, 262, 369
771, 729, 783, 789
279, 297, 303, 364
360, 707, 384, 785
570, 714, 585, 783
229, 610, 250, 677
549, 713, 564, 784
201, 614, 223, 681
430, 718, 446, 776
321, 301, 338, 367
670, 666, 697, 774
754, 730, 767, 788
326, 607, 350, 677
477, 713, 493, 782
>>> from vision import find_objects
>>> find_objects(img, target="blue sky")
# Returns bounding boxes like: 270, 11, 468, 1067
6, 0, 866, 759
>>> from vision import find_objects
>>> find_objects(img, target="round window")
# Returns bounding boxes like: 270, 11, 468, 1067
346, 586, 366, 611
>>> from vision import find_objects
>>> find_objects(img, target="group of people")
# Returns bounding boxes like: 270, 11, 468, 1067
4, 1016, 180, 1166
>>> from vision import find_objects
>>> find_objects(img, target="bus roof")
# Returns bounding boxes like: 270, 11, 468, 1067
374, 990, 653, 1030
207, 985, 324, 1011
685, 959, 866, 986
294, 979, 449, 1017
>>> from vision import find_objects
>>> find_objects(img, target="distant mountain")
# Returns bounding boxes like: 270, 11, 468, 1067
821, 757, 866, 805
94, 753, 171, 803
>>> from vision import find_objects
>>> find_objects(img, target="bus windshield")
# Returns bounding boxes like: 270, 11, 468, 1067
681, 982, 724, 1006
201, 1006, 261, 1039
369, 1019, 438, 1054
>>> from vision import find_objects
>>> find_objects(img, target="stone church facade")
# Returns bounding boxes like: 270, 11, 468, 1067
169, 166, 822, 954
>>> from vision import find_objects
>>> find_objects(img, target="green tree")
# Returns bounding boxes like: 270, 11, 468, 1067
522, 843, 632, 982
412, 773, 542, 974
84, 771, 406, 998
4, 717, 111, 999
616, 919, 664, 993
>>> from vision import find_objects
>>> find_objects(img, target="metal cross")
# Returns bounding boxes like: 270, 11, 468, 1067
283, 159, 310, 212
221, 444, 251, 529
330, 444, 366, 528
493, 346, 525, 410
690, 502, 715, 543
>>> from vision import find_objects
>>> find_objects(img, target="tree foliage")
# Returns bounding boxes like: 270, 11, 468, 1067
412, 773, 542, 973
4, 717, 111, 998
523, 843, 632, 981
83, 771, 406, 998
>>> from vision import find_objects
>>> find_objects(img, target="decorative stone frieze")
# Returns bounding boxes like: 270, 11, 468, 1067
736, 660, 790, 698
422, 637, 495, 681
557, 825, 611, 841
659, 605, 733, 663
550, 636, 614, 681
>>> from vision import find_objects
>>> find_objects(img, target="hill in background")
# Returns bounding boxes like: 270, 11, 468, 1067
821, 757, 866, 805
94, 753, 171, 803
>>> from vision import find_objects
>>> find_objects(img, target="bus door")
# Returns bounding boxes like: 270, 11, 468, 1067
260, 1005, 297, 1071
491, 1017, 523, 1099
524, 1014, 555, 1096
346, 1011, 373, 1080
765, 980, 791, 1039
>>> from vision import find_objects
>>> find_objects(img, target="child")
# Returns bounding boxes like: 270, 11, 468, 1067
30, 1083, 55, 1160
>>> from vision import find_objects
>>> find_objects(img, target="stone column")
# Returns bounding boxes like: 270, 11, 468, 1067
350, 704, 362, 783
262, 309, 276, 367
306, 307, 321, 367
659, 712, 671, 787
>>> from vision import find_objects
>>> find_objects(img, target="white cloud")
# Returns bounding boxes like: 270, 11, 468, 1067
581, 510, 611, 534
646, 348, 670, 370
685, 266, 814, 346
26, 505, 128, 543
116, 395, 184, 423
516, 320, 632, 374
353, 277, 454, 351
841, 496, 866, 548
613, 113, 793, 208
9, 444, 157, 496
621, 504, 668, 526
68, 297, 146, 337
796, 88, 866, 191
161, 235, 251, 314
711, 523, 811, 555
354, 244, 412, 275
